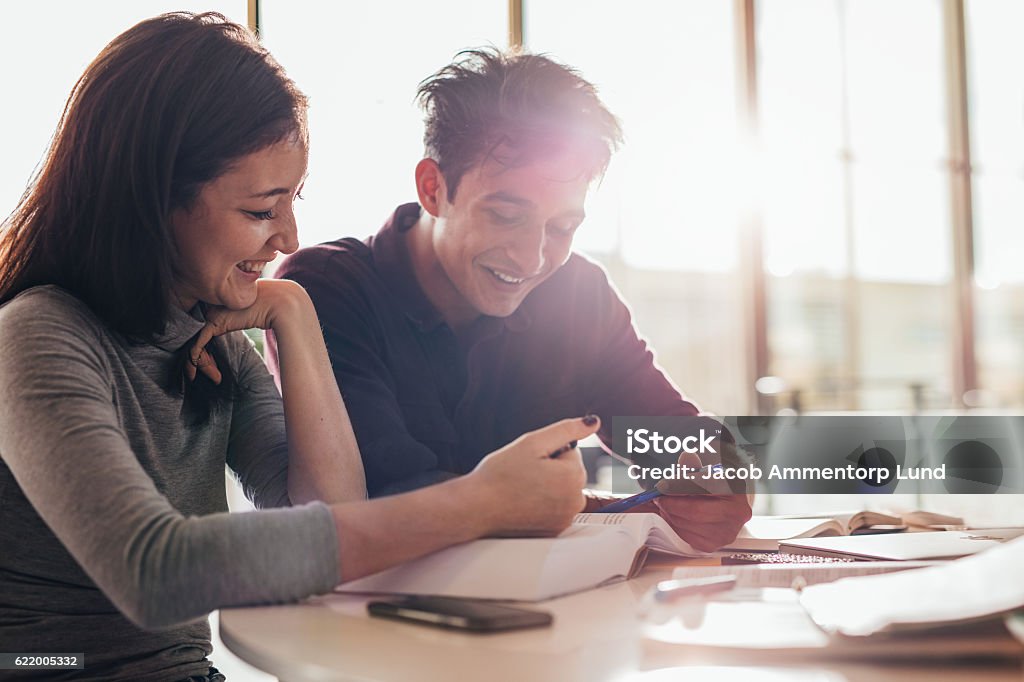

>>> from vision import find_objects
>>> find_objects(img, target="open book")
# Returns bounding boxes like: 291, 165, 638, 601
335, 513, 704, 601
725, 510, 965, 551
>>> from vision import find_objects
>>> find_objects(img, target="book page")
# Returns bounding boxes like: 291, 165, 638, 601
575, 513, 704, 557
642, 514, 703, 556
900, 510, 966, 529
574, 512, 647, 527
846, 510, 904, 533
573, 512, 652, 544
735, 517, 843, 540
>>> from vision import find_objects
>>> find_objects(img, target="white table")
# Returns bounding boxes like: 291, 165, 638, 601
221, 559, 1023, 682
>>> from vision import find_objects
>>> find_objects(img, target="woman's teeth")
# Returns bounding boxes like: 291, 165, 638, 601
237, 261, 266, 274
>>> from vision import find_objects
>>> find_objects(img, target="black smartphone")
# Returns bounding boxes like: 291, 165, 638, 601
366, 596, 553, 633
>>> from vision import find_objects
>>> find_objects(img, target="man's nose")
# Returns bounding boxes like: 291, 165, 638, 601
507, 223, 546, 275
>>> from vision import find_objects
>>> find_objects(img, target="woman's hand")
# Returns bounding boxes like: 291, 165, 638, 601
468, 416, 599, 537
187, 279, 310, 384
328, 416, 600, 582
186, 276, 365, 504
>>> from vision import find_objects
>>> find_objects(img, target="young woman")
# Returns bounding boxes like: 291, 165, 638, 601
0, 13, 596, 681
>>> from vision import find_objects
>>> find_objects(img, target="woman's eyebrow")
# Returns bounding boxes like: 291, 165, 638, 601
248, 172, 308, 199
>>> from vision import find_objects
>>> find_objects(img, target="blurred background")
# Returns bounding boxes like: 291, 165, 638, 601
4, 1, 1022, 500
3, 3, 1022, 678
3, 1, 1022, 417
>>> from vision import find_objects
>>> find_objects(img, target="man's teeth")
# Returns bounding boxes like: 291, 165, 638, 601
237, 261, 266, 274
488, 268, 525, 284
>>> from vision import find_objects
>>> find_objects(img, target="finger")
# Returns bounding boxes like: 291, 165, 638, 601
522, 415, 601, 456
654, 494, 745, 522
190, 322, 220, 366
677, 451, 702, 469
199, 354, 222, 385
554, 448, 588, 488
555, 446, 584, 467
664, 452, 730, 495
667, 477, 735, 496
681, 518, 745, 546
185, 360, 197, 382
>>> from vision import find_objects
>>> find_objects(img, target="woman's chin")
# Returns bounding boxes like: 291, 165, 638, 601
209, 286, 257, 311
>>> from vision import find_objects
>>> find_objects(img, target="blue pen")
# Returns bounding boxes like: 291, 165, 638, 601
596, 488, 663, 513
596, 464, 717, 513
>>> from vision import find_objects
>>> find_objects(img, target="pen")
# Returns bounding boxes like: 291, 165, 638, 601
548, 440, 578, 459
596, 488, 662, 512
596, 464, 716, 513
648, 575, 737, 603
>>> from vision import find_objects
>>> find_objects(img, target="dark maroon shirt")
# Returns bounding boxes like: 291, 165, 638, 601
269, 203, 699, 496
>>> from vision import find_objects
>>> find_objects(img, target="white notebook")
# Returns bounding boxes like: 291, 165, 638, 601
335, 513, 704, 601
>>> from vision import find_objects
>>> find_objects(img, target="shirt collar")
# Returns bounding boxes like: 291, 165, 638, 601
368, 203, 532, 334
152, 303, 206, 352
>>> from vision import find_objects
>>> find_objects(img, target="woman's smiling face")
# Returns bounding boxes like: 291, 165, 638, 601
170, 138, 308, 311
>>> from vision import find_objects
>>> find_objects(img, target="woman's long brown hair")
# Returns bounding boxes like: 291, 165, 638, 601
0, 12, 308, 417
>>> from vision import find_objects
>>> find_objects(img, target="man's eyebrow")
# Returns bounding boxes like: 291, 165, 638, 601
482, 191, 535, 208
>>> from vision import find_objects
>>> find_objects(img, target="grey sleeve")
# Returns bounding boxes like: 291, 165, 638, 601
224, 332, 291, 509
0, 294, 340, 629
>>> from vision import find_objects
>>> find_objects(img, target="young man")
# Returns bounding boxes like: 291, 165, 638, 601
269, 49, 750, 551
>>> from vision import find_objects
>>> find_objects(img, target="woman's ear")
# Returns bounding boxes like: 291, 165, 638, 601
415, 158, 447, 217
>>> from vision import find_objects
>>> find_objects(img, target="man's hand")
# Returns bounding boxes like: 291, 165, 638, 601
654, 451, 751, 551
623, 450, 752, 552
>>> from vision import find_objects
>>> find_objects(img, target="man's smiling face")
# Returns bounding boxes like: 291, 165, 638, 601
425, 154, 591, 325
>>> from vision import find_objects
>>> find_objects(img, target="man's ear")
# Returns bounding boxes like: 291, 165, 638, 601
415, 158, 448, 218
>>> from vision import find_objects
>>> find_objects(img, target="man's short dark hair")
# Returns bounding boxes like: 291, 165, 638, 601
417, 48, 623, 201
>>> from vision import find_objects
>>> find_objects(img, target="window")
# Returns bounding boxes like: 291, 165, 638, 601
4, 2, 1020, 417
258, 1, 508, 246
758, 0, 954, 411
965, 0, 1024, 409
0, 2, 248, 221
524, 0, 748, 414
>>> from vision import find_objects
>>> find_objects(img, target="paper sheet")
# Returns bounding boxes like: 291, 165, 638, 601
799, 535, 1024, 636
673, 561, 939, 589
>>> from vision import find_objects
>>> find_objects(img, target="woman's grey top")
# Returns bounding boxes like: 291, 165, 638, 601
0, 286, 341, 681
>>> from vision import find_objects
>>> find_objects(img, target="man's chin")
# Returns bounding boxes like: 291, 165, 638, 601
476, 295, 528, 319
473, 282, 538, 315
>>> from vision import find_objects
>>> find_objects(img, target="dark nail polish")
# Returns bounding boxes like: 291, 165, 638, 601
582, 414, 598, 426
